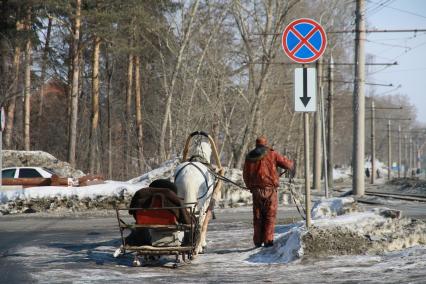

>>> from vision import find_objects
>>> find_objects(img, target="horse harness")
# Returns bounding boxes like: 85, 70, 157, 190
174, 155, 214, 200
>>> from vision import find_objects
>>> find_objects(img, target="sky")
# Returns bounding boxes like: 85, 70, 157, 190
365, 0, 426, 123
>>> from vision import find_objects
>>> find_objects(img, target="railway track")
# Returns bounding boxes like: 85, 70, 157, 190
332, 187, 426, 203
363, 191, 426, 203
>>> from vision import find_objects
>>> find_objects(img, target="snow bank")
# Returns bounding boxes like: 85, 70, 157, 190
247, 224, 305, 264
0, 182, 132, 204
128, 158, 179, 185
246, 197, 426, 264
0, 158, 182, 206
311, 197, 356, 219
2, 150, 84, 178
333, 167, 351, 181
220, 168, 252, 206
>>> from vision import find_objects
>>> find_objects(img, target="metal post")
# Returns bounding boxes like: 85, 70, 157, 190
409, 136, 413, 174
320, 86, 329, 197
313, 59, 322, 191
398, 125, 401, 178
371, 101, 375, 184
404, 135, 408, 178
353, 0, 366, 196
304, 112, 311, 228
327, 56, 334, 189
413, 141, 417, 170
388, 120, 391, 180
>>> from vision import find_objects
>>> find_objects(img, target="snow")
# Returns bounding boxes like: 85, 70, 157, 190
332, 167, 351, 180
0, 182, 133, 203
312, 211, 387, 231
311, 197, 355, 219
247, 223, 305, 264
332, 158, 389, 181
0, 158, 180, 204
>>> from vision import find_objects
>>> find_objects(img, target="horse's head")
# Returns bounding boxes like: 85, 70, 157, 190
195, 141, 212, 164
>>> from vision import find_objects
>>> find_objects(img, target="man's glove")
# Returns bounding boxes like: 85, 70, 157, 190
289, 160, 296, 179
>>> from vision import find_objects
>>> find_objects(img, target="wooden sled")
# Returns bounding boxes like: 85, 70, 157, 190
115, 187, 198, 268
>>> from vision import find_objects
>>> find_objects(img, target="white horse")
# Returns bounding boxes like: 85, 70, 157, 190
174, 141, 214, 253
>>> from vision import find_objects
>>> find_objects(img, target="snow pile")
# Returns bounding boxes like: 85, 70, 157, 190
2, 150, 84, 178
220, 168, 252, 207
0, 157, 264, 214
311, 197, 357, 219
333, 167, 351, 181
0, 158, 184, 215
247, 224, 305, 264
128, 158, 180, 185
246, 197, 426, 264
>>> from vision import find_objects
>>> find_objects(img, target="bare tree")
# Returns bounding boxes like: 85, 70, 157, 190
89, 35, 101, 173
4, 20, 23, 149
134, 54, 144, 171
37, 17, 53, 118
231, 0, 300, 167
23, 5, 32, 151
124, 35, 134, 177
67, 0, 82, 167
158, 0, 200, 160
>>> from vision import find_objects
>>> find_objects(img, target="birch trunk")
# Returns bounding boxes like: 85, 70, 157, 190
23, 7, 32, 151
67, 0, 81, 167
134, 55, 144, 171
105, 51, 113, 179
4, 31, 21, 148
89, 36, 101, 173
124, 37, 134, 177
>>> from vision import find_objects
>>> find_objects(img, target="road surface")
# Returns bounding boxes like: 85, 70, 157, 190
1, 200, 425, 283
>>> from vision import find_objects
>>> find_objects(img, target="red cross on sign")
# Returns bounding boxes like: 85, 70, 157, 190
282, 18, 327, 64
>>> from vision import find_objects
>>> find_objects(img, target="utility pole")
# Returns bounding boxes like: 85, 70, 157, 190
413, 141, 417, 169
370, 101, 376, 184
388, 120, 392, 180
327, 56, 334, 189
417, 147, 422, 169
409, 136, 413, 173
404, 135, 408, 177
313, 59, 322, 191
398, 125, 401, 178
320, 86, 329, 197
353, 0, 366, 196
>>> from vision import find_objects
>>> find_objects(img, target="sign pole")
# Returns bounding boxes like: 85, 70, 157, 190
398, 125, 401, 178
388, 120, 392, 180
282, 18, 327, 228
304, 111, 311, 228
371, 101, 376, 184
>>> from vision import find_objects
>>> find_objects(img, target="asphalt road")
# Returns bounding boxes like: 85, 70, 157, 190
0, 193, 425, 283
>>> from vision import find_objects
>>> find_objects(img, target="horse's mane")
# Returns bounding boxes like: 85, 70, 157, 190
192, 141, 212, 164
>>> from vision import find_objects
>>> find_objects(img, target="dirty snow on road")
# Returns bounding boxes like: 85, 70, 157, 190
3, 203, 426, 284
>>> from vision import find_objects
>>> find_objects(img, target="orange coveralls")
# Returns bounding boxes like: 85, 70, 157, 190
243, 146, 294, 246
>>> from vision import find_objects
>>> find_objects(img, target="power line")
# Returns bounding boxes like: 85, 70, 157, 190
368, 0, 426, 20
244, 61, 397, 66
252, 28, 426, 36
